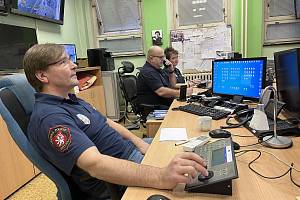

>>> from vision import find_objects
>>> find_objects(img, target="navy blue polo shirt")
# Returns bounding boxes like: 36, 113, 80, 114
28, 93, 135, 198
137, 62, 173, 107
163, 67, 185, 84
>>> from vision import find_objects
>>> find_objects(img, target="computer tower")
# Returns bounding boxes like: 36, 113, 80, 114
87, 48, 115, 71
102, 71, 125, 121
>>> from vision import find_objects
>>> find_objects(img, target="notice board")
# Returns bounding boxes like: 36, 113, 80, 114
170, 23, 232, 72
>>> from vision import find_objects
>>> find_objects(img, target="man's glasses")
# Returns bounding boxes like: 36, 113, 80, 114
48, 57, 72, 66
152, 55, 165, 59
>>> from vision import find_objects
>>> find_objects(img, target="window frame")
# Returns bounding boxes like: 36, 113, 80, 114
91, 0, 144, 56
264, 0, 300, 45
172, 0, 230, 30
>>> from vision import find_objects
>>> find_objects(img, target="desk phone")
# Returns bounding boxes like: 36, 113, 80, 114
185, 137, 238, 195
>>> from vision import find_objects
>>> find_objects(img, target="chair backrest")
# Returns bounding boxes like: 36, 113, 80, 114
0, 74, 73, 200
118, 62, 141, 115
0, 74, 121, 200
120, 74, 140, 114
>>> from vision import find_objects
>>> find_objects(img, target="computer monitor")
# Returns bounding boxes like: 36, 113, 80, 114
212, 57, 267, 100
274, 48, 300, 113
11, 0, 65, 25
0, 23, 37, 70
61, 44, 77, 64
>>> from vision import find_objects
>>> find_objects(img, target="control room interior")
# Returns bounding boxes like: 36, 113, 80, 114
0, 1, 300, 200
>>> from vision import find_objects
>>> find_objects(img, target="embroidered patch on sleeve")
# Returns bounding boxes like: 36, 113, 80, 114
48, 125, 72, 152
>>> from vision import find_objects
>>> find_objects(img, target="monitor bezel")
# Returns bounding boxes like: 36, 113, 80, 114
60, 43, 77, 64
10, 0, 65, 25
212, 57, 267, 101
274, 48, 300, 112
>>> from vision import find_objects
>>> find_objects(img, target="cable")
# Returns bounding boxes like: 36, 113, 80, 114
235, 149, 300, 187
239, 139, 263, 148
290, 164, 300, 187
231, 133, 255, 138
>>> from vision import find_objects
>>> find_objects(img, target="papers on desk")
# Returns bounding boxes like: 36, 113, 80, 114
159, 128, 188, 141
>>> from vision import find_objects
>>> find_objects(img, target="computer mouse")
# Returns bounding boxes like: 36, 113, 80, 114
232, 141, 240, 150
209, 129, 231, 138
147, 194, 170, 200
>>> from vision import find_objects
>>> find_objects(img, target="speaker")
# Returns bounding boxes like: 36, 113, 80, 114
87, 48, 115, 71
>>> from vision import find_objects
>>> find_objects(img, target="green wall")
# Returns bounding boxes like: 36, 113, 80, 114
232, 0, 242, 53
143, 0, 170, 52
246, 0, 263, 57
237, 0, 300, 59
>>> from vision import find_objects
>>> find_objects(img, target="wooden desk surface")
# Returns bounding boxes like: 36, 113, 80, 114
122, 100, 300, 200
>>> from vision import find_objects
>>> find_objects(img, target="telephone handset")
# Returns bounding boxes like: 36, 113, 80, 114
163, 60, 171, 68
207, 100, 221, 107
220, 108, 254, 129
235, 108, 254, 119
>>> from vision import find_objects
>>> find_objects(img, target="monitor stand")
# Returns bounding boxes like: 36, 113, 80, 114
231, 95, 243, 104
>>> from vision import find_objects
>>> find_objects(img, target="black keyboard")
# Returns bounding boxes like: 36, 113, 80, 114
241, 117, 299, 138
178, 103, 231, 120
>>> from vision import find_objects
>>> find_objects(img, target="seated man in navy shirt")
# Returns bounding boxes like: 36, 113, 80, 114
137, 46, 193, 108
23, 44, 208, 199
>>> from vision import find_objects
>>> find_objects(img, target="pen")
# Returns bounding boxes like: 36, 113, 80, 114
175, 137, 197, 146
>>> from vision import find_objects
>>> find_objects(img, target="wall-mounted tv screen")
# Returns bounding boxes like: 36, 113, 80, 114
10, 0, 65, 25
0, 23, 38, 70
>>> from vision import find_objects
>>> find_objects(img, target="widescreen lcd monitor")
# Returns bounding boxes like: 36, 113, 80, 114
11, 0, 65, 25
274, 48, 300, 112
0, 23, 37, 70
212, 57, 267, 100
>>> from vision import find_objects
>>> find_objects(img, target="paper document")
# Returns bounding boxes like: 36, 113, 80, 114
160, 128, 188, 141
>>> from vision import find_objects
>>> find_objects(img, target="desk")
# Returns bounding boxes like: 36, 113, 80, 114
122, 100, 300, 200
146, 118, 163, 138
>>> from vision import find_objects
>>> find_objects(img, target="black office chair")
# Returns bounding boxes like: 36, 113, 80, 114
0, 74, 121, 200
118, 61, 141, 129
118, 61, 159, 128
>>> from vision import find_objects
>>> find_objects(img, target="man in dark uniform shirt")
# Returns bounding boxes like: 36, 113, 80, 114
137, 46, 193, 108
23, 44, 208, 199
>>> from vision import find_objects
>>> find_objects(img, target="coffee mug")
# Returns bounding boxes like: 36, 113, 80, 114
198, 116, 212, 131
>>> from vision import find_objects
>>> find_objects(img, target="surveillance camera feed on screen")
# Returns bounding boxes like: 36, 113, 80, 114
17, 0, 62, 21
62, 44, 77, 64
212, 58, 266, 100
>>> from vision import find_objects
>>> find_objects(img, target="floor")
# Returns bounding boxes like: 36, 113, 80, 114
7, 115, 145, 200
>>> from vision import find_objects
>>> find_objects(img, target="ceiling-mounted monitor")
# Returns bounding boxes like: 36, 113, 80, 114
10, 0, 65, 25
